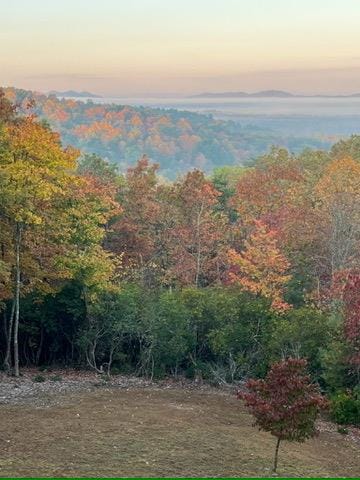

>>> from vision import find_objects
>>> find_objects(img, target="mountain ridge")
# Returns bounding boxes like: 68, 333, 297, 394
49, 90, 102, 98
191, 90, 360, 98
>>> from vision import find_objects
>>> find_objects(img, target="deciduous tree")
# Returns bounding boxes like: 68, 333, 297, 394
228, 220, 291, 311
239, 358, 328, 473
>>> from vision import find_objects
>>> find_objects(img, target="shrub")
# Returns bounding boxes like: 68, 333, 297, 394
49, 375, 62, 382
110, 367, 122, 376
33, 374, 46, 383
268, 307, 333, 381
38, 366, 51, 372
330, 390, 360, 426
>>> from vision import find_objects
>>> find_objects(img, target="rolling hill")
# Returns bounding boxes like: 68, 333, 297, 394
3, 87, 328, 177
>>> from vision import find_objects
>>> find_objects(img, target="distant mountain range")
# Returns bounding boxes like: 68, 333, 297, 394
191, 90, 360, 98
49, 90, 102, 98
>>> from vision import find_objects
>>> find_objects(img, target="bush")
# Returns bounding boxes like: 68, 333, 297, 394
330, 390, 360, 426
206, 289, 274, 379
110, 367, 122, 376
49, 375, 62, 382
38, 365, 51, 372
33, 374, 46, 383
268, 307, 333, 381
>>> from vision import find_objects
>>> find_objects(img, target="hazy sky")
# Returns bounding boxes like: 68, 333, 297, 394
2, 0, 360, 96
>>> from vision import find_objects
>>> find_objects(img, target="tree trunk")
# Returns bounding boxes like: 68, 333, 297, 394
4, 299, 15, 374
13, 222, 22, 377
35, 326, 44, 366
195, 203, 203, 288
107, 344, 115, 376
273, 437, 281, 473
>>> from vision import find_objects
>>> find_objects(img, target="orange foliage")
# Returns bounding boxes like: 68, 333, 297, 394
130, 114, 143, 127
73, 121, 121, 141
228, 220, 292, 311
179, 134, 201, 152
233, 160, 303, 229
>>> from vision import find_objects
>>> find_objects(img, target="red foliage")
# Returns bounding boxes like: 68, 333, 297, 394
326, 270, 360, 365
165, 170, 228, 287
239, 358, 328, 442
109, 156, 160, 271
333, 270, 360, 365
343, 272, 360, 349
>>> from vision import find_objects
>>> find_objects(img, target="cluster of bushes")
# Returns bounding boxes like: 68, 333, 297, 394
331, 389, 360, 426
7, 284, 354, 388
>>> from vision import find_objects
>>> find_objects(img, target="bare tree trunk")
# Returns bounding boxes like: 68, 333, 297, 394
4, 299, 15, 374
107, 344, 115, 376
273, 437, 281, 473
195, 203, 203, 288
13, 222, 22, 377
35, 326, 44, 366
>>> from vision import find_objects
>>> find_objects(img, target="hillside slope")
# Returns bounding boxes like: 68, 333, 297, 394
1, 377, 359, 478
4, 87, 327, 177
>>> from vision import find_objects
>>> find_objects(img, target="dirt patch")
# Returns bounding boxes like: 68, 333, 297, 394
0, 370, 359, 477
0, 369, 157, 407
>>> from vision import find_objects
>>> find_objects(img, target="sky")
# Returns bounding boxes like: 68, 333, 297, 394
1, 0, 360, 96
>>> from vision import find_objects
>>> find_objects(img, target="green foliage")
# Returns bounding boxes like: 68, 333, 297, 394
268, 307, 333, 380
207, 289, 274, 378
330, 135, 360, 162
77, 153, 119, 184
56, 285, 278, 381
320, 338, 355, 392
32, 374, 46, 383
330, 389, 360, 426
150, 291, 194, 376
212, 166, 248, 221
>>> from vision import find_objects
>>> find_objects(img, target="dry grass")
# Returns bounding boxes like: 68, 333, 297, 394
1, 386, 359, 477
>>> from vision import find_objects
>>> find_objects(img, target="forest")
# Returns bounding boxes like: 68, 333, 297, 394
0, 89, 359, 427
2, 87, 329, 179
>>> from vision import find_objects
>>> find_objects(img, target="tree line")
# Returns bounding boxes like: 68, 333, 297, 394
0, 90, 359, 425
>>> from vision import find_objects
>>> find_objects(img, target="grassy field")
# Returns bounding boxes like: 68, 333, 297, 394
1, 386, 359, 477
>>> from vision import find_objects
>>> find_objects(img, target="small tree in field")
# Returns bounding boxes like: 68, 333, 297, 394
239, 358, 328, 473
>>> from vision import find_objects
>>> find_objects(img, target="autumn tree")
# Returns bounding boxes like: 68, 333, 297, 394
343, 272, 360, 367
108, 155, 162, 285
314, 157, 360, 281
0, 114, 81, 375
282, 156, 360, 305
0, 106, 120, 375
55, 155, 122, 372
332, 270, 360, 368
232, 148, 303, 230
228, 220, 291, 311
240, 358, 328, 473
0, 89, 17, 123
166, 170, 228, 287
